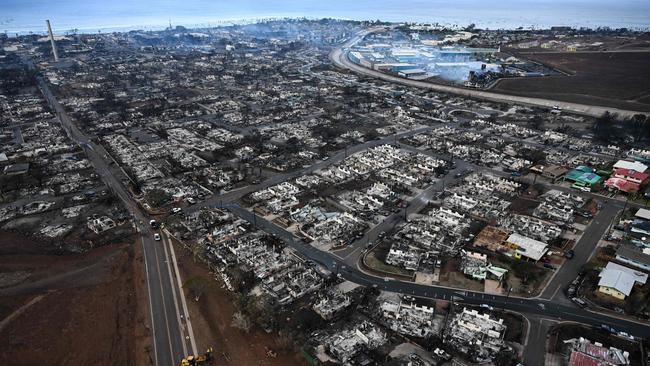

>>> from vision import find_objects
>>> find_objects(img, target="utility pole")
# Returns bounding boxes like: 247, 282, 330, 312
502, 287, 512, 311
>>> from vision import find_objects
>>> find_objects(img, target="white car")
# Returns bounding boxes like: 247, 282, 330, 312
480, 304, 494, 311
578, 186, 591, 192
618, 331, 634, 340
153, 233, 161, 241
172, 207, 181, 213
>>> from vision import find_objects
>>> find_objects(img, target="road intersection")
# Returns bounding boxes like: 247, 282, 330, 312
27, 31, 650, 365
35, 70, 195, 366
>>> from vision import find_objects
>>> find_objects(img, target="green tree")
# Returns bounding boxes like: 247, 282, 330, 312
593, 111, 620, 143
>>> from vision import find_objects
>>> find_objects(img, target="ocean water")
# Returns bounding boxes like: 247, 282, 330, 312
2, 0, 650, 35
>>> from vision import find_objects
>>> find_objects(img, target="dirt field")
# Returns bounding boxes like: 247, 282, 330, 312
0, 233, 150, 366
493, 51, 650, 112
172, 239, 307, 366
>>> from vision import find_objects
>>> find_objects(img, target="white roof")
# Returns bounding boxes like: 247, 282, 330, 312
636, 208, 650, 221
613, 160, 647, 173
598, 262, 648, 296
399, 68, 427, 74
506, 233, 548, 261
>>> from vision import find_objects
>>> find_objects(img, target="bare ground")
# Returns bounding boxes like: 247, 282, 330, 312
171, 239, 307, 366
0, 233, 151, 366
493, 51, 650, 112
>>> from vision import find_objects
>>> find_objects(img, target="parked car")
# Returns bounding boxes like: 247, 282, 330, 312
172, 207, 181, 214
480, 304, 494, 311
567, 286, 576, 296
618, 331, 635, 341
600, 324, 614, 333
571, 297, 587, 308
564, 250, 575, 259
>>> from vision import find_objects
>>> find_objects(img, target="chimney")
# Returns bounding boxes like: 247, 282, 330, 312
45, 19, 59, 62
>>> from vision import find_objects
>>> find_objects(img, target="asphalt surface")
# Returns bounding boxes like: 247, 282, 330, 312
222, 204, 650, 340
522, 317, 555, 366
35, 73, 193, 366
184, 126, 434, 215
183, 124, 650, 341
26, 40, 650, 363
333, 160, 471, 264
539, 204, 621, 301
330, 29, 647, 118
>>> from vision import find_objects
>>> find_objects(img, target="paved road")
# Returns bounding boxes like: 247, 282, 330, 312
184, 126, 434, 215
204, 137, 650, 343
221, 204, 650, 339
34, 71, 194, 366
334, 160, 471, 263
395, 142, 633, 303
523, 317, 555, 366
540, 204, 620, 301
330, 29, 647, 118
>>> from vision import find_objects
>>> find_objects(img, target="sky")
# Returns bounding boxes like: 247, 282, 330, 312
2, 0, 650, 34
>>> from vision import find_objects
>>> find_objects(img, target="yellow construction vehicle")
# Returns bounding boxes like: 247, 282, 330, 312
180, 347, 214, 366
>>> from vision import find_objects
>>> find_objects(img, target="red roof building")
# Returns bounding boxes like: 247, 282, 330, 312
566, 338, 630, 366
569, 351, 600, 366
605, 177, 640, 193
612, 168, 649, 185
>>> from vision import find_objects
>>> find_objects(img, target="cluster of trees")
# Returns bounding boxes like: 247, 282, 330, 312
593, 112, 650, 144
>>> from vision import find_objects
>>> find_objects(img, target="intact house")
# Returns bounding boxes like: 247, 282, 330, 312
615, 245, 650, 272
605, 160, 649, 193
505, 233, 548, 262
563, 165, 602, 188
597, 262, 648, 300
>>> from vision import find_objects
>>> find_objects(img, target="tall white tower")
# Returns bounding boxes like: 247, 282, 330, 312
45, 19, 59, 62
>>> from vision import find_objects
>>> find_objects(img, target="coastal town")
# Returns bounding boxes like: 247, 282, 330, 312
1, 16, 650, 366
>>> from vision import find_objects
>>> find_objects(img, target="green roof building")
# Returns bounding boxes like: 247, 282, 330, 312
565, 166, 602, 186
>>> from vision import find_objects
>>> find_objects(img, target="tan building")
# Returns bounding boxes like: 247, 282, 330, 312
597, 262, 648, 300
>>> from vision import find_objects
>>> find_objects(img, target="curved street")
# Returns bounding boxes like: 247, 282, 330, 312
329, 28, 647, 119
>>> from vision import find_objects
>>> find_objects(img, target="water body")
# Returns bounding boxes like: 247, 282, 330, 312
2, 0, 650, 35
